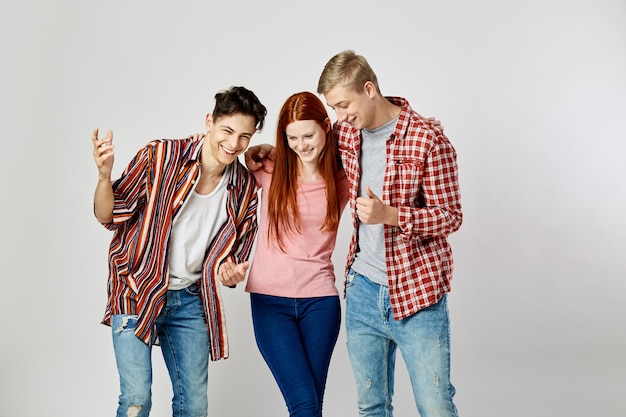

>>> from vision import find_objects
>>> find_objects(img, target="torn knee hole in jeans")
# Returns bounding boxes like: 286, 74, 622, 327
126, 404, 142, 417
114, 316, 133, 333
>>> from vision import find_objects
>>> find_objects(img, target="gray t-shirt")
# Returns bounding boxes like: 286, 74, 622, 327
351, 117, 397, 286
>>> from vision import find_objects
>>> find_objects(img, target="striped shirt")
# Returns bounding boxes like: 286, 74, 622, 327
336, 97, 462, 320
100, 136, 258, 360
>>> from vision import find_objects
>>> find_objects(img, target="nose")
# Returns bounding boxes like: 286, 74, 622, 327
226, 134, 240, 149
335, 109, 347, 123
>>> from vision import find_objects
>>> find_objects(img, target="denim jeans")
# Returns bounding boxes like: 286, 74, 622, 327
250, 293, 341, 417
111, 284, 209, 417
345, 270, 458, 417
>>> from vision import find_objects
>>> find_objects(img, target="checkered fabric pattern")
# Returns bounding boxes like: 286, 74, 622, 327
336, 97, 462, 319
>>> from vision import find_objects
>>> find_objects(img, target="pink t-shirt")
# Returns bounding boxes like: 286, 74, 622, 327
246, 161, 348, 298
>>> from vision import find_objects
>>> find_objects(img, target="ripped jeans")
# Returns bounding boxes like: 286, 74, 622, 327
111, 284, 209, 417
345, 270, 458, 417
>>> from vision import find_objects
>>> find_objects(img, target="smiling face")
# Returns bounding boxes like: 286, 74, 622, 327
204, 112, 256, 168
285, 119, 327, 166
323, 81, 377, 130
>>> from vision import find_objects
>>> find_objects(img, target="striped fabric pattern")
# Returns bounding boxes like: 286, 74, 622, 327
100, 136, 258, 360
336, 97, 462, 320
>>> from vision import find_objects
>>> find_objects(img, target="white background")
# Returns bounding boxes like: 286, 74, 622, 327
1, 1, 624, 416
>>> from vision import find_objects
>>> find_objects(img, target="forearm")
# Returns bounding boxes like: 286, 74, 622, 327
398, 205, 462, 239
94, 177, 114, 223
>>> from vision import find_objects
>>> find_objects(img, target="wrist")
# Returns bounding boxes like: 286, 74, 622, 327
386, 206, 399, 227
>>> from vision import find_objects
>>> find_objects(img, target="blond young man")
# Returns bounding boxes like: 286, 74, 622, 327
317, 50, 462, 417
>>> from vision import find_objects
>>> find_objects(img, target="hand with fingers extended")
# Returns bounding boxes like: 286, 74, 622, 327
244, 144, 275, 172
186, 133, 203, 142
427, 116, 443, 130
217, 260, 250, 288
92, 128, 115, 179
92, 128, 116, 223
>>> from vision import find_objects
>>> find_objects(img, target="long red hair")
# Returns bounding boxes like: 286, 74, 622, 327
267, 91, 342, 251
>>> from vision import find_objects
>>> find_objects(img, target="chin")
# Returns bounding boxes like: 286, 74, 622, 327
219, 155, 237, 165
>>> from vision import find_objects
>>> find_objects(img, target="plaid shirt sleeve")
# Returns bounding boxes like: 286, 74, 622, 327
384, 98, 462, 319
338, 97, 462, 320
395, 130, 462, 240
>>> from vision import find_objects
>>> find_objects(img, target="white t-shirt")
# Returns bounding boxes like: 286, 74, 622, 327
167, 166, 230, 290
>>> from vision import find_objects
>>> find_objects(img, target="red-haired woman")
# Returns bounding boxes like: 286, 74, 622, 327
244, 91, 348, 417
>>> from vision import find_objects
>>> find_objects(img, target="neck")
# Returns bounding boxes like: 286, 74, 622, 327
369, 97, 401, 130
196, 156, 228, 195
298, 161, 321, 182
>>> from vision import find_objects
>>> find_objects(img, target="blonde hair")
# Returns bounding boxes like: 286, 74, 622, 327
317, 50, 381, 95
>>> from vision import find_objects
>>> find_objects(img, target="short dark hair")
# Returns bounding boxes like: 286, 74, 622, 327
212, 86, 267, 131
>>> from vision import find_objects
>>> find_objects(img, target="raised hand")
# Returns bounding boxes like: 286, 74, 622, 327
92, 128, 115, 223
92, 128, 115, 179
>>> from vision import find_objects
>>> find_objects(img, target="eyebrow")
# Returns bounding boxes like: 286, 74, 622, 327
221, 124, 253, 137
328, 100, 348, 109
287, 131, 314, 138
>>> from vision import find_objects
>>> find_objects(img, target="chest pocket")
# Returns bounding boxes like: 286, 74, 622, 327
391, 159, 423, 206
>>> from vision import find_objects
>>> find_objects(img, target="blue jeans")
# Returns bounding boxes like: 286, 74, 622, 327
345, 270, 458, 417
250, 293, 341, 417
111, 284, 209, 417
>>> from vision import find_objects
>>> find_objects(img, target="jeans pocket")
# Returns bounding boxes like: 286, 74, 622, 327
185, 283, 201, 296
346, 270, 356, 288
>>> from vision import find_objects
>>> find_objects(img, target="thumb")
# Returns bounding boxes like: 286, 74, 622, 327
365, 185, 380, 200
237, 261, 249, 274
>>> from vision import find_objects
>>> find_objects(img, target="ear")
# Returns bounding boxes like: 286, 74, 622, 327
364, 81, 377, 98
205, 113, 213, 131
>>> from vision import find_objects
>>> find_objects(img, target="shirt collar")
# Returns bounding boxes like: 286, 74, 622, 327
385, 96, 413, 140
189, 135, 205, 162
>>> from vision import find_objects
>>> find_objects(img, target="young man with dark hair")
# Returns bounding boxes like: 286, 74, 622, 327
92, 86, 266, 417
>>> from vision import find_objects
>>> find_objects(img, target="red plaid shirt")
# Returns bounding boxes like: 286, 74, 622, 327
337, 97, 462, 320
